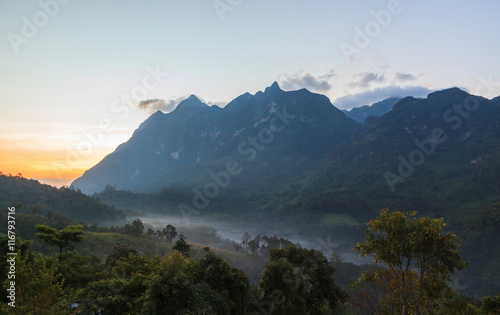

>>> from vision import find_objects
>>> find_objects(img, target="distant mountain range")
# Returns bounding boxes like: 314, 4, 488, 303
342, 97, 402, 123
66, 84, 500, 298
72, 83, 500, 226
300, 87, 500, 222
72, 82, 360, 194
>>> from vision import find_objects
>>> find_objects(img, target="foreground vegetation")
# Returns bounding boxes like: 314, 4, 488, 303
1, 209, 499, 314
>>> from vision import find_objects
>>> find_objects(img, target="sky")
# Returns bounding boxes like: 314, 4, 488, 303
1, 0, 499, 187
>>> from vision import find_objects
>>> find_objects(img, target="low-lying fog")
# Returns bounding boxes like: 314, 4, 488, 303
135, 214, 371, 265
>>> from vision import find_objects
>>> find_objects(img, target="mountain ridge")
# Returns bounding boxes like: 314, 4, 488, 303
72, 82, 360, 194
342, 97, 402, 123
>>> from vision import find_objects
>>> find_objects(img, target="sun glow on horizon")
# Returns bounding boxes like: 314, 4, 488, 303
0, 145, 106, 188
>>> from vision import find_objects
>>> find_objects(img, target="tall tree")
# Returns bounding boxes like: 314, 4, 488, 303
163, 224, 177, 242
105, 243, 140, 269
173, 233, 191, 257
130, 218, 144, 237
35, 225, 85, 262
259, 245, 345, 313
353, 209, 468, 315
199, 248, 251, 314
241, 232, 251, 254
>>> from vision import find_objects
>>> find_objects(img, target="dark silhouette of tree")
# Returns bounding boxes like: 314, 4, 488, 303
163, 224, 177, 242
105, 243, 139, 269
260, 245, 345, 313
241, 232, 251, 253
146, 228, 155, 240
173, 233, 191, 257
130, 218, 144, 237
35, 225, 85, 262
199, 248, 251, 314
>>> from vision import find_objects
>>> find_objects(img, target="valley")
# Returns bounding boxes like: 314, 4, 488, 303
2, 82, 499, 312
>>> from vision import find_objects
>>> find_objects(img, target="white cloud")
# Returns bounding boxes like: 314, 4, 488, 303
395, 72, 417, 82
280, 70, 336, 92
349, 72, 385, 88
334, 85, 433, 109
138, 96, 187, 114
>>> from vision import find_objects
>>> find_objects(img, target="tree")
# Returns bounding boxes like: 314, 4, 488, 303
77, 254, 156, 313
105, 242, 140, 269
199, 248, 251, 314
259, 245, 345, 314
35, 225, 85, 262
163, 224, 177, 242
0, 254, 70, 314
248, 235, 261, 255
155, 229, 164, 240
241, 232, 252, 254
130, 218, 144, 237
353, 209, 468, 315
481, 293, 500, 314
146, 227, 155, 240
141, 251, 208, 314
173, 233, 191, 257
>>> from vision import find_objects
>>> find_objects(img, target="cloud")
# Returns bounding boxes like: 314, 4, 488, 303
334, 85, 433, 110
207, 101, 228, 108
349, 72, 385, 88
195, 96, 227, 108
138, 96, 187, 114
395, 72, 417, 82
280, 70, 335, 92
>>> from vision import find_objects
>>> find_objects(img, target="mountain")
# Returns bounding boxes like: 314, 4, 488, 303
0, 174, 123, 223
73, 86, 500, 224
72, 95, 221, 194
73, 86, 500, 221
67, 86, 500, 297
297, 88, 500, 222
342, 97, 402, 123
72, 82, 361, 194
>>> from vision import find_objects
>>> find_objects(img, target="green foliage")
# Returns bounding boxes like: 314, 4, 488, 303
460, 203, 500, 296
259, 245, 346, 314
0, 254, 71, 314
199, 248, 252, 314
77, 254, 156, 314
35, 224, 85, 261
78, 249, 253, 314
481, 293, 500, 314
353, 209, 468, 314
0, 174, 124, 222
130, 218, 144, 237
173, 232, 191, 257
105, 242, 140, 269
163, 224, 177, 242
141, 251, 209, 314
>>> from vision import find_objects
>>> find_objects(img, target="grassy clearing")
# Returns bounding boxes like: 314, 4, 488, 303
321, 213, 358, 227
72, 231, 267, 285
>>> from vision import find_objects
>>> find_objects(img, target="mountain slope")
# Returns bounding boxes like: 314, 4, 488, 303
0, 174, 123, 222
72, 95, 223, 194
298, 88, 500, 221
342, 97, 402, 123
72, 82, 361, 194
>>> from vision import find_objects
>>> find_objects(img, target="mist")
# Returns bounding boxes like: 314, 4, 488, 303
132, 213, 369, 265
